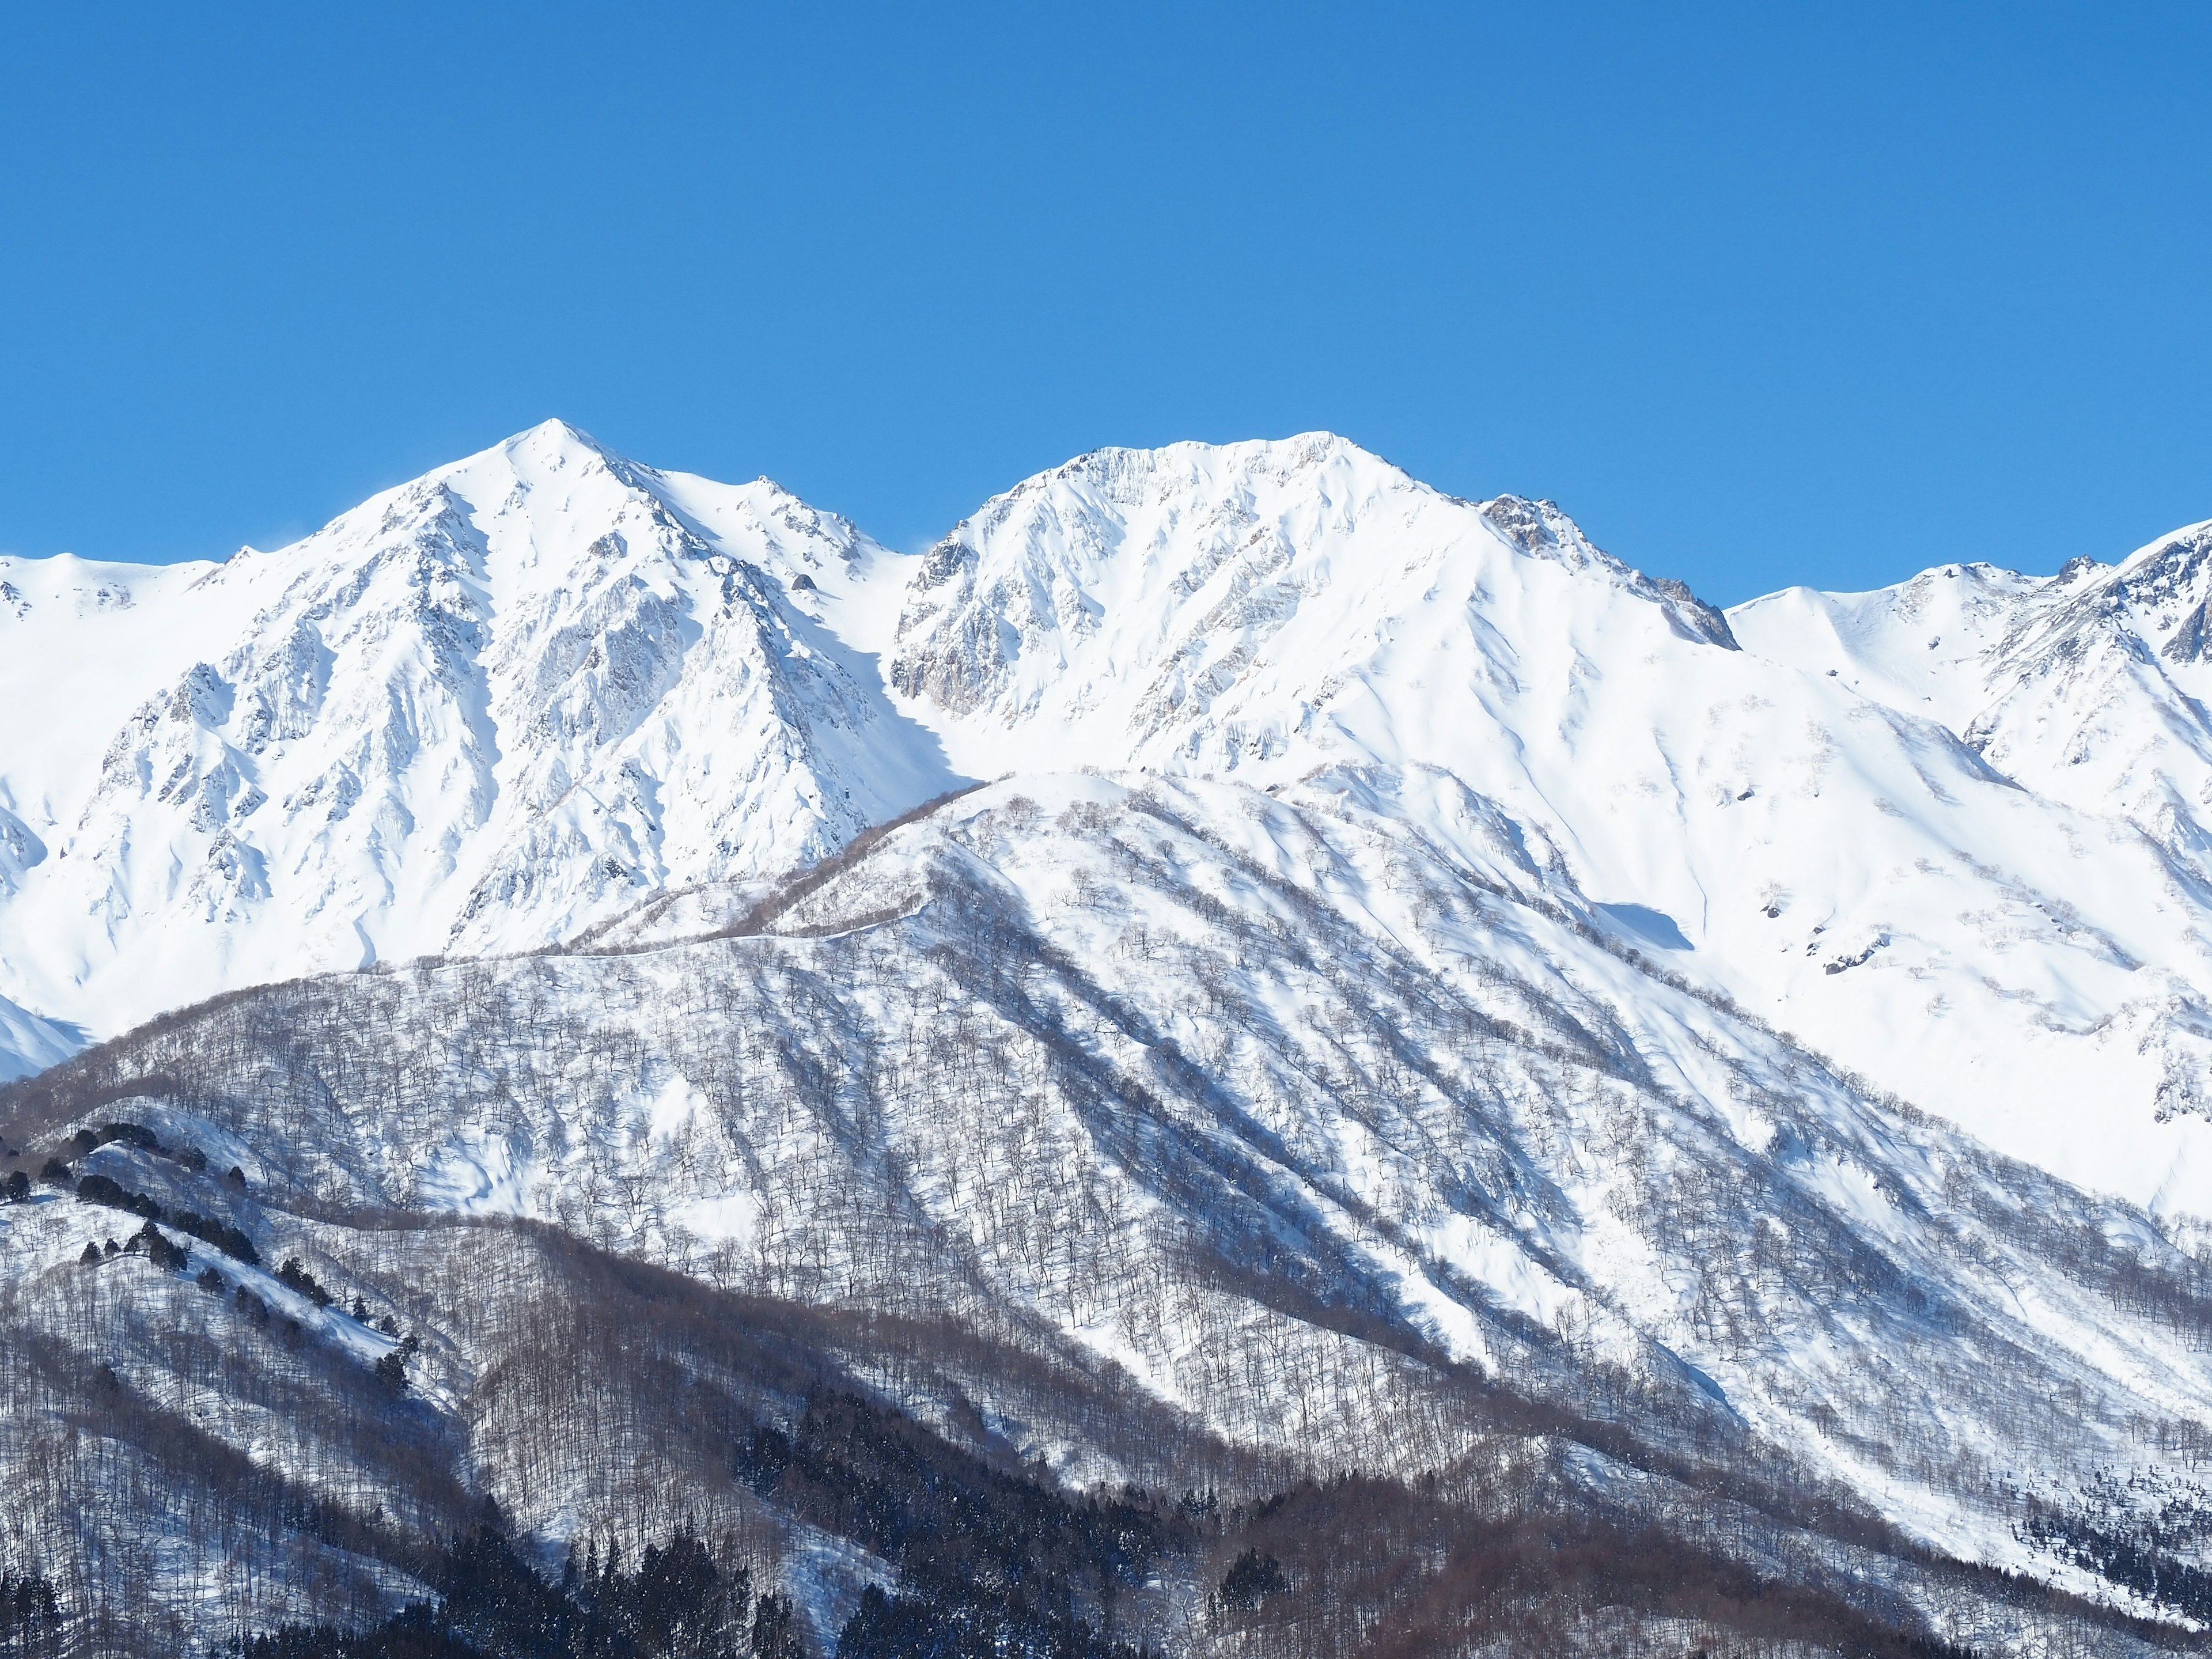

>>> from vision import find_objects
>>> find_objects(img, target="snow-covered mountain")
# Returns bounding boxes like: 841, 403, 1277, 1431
10, 422, 2212, 1651
876, 439, 2212, 1223
5, 764, 2210, 1652
0, 421, 955, 1042
11, 426, 2212, 1224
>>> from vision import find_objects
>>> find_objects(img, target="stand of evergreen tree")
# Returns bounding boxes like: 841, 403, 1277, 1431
231, 1529, 778, 1659
0, 1568, 63, 1659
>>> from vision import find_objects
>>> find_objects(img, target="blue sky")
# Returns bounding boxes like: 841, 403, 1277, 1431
1, 2, 2206, 604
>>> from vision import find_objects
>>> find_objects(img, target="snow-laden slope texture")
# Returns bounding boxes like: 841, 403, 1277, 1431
0, 421, 956, 1040
0, 988, 76, 1084
2, 774, 2203, 1650
878, 438, 2212, 1224
1731, 524, 2212, 885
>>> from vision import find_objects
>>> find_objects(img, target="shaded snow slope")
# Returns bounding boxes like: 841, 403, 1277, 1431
0, 988, 77, 1084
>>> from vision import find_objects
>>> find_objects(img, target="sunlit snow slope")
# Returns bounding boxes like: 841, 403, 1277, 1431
1730, 523, 2212, 877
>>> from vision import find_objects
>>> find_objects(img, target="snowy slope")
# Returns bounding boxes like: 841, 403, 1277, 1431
0, 988, 75, 1084
1732, 523, 2212, 880
0, 421, 956, 1040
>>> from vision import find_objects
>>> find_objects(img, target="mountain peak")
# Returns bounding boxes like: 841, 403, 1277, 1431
974, 433, 1406, 524
1478, 493, 1738, 649
415, 418, 646, 501
501, 416, 615, 461
2116, 515, 2212, 574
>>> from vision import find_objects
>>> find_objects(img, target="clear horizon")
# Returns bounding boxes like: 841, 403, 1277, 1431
2, 2, 2207, 606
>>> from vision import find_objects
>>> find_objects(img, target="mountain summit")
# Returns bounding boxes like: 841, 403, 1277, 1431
0, 422, 956, 1034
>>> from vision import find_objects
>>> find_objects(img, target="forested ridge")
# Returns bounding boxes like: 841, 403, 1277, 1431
6, 777, 2212, 1655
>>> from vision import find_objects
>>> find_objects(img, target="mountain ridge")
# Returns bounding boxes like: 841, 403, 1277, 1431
11, 423, 2212, 1224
